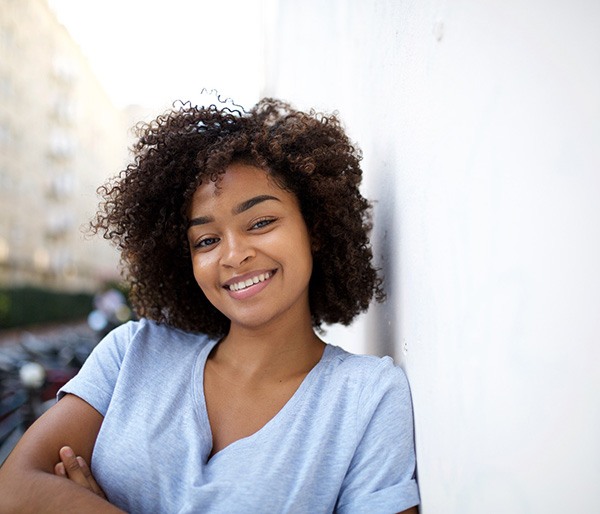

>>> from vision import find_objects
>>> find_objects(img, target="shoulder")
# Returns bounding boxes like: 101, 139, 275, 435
59, 319, 215, 412
321, 345, 413, 423
93, 318, 216, 363
110, 317, 202, 339
107, 317, 212, 345
325, 345, 410, 394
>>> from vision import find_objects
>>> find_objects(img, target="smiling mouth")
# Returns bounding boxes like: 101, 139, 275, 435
226, 270, 276, 292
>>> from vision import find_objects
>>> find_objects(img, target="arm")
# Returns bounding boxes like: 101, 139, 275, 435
337, 360, 420, 513
0, 393, 125, 513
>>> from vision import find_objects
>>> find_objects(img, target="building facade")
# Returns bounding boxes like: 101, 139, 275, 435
0, 0, 128, 291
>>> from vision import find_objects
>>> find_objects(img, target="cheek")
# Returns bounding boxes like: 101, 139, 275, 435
287, 229, 314, 276
191, 254, 217, 290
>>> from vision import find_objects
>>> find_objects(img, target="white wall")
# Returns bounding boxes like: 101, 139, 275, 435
263, 0, 600, 511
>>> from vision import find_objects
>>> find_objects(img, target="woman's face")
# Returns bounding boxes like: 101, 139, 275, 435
187, 162, 314, 333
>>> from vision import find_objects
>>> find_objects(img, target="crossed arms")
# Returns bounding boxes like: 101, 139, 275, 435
0, 393, 419, 514
0, 394, 124, 513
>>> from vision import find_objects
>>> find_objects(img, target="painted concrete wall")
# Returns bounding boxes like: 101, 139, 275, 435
263, 0, 600, 511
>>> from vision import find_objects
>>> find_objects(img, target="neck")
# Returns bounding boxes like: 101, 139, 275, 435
213, 315, 325, 381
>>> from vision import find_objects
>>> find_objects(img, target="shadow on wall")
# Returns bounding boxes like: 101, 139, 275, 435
366, 141, 399, 360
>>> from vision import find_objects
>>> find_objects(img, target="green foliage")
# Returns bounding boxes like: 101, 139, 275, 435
0, 287, 94, 329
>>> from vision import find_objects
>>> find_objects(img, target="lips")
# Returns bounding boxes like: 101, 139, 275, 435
223, 269, 277, 292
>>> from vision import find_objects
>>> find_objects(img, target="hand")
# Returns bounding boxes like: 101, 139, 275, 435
54, 446, 107, 500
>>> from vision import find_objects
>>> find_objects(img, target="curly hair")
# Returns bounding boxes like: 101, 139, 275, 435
92, 97, 384, 337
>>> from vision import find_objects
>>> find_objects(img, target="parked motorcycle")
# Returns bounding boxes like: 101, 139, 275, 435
0, 326, 97, 465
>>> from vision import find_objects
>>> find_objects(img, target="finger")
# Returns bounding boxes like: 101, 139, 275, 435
59, 446, 94, 492
54, 462, 66, 476
76, 455, 107, 499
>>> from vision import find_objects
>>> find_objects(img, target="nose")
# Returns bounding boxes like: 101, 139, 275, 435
220, 232, 255, 268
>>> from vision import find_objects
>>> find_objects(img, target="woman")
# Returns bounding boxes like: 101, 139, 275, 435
0, 98, 419, 513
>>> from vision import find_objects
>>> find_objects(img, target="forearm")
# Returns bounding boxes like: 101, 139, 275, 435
0, 394, 118, 512
0, 468, 125, 514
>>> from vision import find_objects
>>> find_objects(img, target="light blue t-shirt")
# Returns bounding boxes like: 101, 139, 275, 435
59, 319, 419, 513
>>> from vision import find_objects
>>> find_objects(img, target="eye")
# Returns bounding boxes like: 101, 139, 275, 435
251, 217, 277, 230
194, 236, 220, 249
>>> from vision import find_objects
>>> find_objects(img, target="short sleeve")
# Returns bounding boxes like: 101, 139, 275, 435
57, 320, 136, 416
336, 358, 420, 513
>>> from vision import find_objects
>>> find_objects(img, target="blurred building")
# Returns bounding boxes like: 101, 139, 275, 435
0, 0, 129, 292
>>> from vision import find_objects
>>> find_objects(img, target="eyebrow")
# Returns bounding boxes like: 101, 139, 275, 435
188, 194, 281, 228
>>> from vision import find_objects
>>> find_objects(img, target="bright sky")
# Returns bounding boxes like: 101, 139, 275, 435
48, 0, 267, 111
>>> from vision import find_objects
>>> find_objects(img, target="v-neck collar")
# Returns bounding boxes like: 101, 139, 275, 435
192, 339, 334, 464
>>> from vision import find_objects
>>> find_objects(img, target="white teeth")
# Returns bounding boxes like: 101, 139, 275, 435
229, 271, 272, 291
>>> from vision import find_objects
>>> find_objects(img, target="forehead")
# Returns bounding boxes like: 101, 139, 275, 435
189, 162, 295, 213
